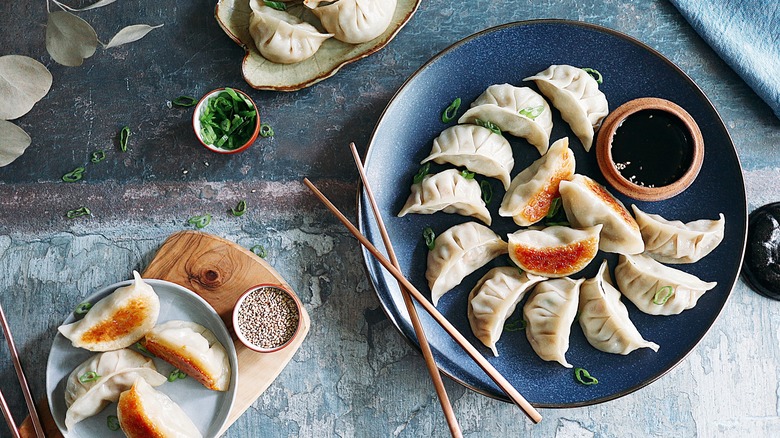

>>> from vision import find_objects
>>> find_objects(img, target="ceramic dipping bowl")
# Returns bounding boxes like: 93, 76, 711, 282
232, 284, 302, 353
192, 88, 260, 154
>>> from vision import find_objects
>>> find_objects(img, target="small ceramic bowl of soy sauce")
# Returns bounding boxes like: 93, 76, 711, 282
595, 97, 704, 201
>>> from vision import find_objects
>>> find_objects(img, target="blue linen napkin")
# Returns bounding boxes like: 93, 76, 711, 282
669, 0, 780, 118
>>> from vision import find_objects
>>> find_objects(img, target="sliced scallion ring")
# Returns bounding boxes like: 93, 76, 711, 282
231, 200, 247, 217
518, 105, 544, 120
441, 97, 461, 123
66, 207, 91, 219
422, 227, 436, 250
250, 244, 267, 258
62, 167, 86, 183
412, 162, 430, 184
107, 415, 120, 431
503, 319, 526, 332
172, 96, 198, 107
653, 285, 674, 305
187, 214, 212, 229
90, 150, 106, 163
574, 367, 599, 385
474, 118, 502, 136
119, 126, 130, 152
79, 371, 101, 383
264, 0, 287, 10
480, 180, 493, 205
260, 124, 274, 138
581, 67, 603, 84
74, 302, 92, 315
460, 170, 475, 179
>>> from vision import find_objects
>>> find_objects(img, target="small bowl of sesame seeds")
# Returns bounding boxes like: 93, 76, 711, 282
232, 284, 302, 353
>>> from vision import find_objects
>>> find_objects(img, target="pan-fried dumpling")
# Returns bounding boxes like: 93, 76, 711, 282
59, 271, 160, 352
118, 378, 202, 438
307, 0, 397, 44
421, 124, 514, 190
632, 205, 725, 264
524, 277, 584, 368
499, 137, 575, 226
579, 260, 659, 355
458, 84, 553, 155
144, 320, 231, 391
249, 0, 333, 64
427, 222, 508, 306
64, 349, 166, 431
468, 267, 545, 356
524, 65, 608, 151
508, 225, 601, 278
398, 169, 491, 225
559, 174, 644, 255
614, 253, 717, 316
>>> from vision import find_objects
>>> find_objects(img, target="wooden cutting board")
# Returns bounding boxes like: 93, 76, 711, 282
20, 230, 310, 437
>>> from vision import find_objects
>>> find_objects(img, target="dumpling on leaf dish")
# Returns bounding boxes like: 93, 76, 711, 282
524, 65, 608, 151
249, 0, 333, 64
58, 271, 160, 352
426, 222, 508, 306
421, 124, 514, 190
499, 137, 575, 226
508, 224, 601, 278
398, 169, 491, 225
632, 205, 725, 264
118, 378, 202, 438
306, 0, 397, 44
524, 277, 584, 368
579, 260, 659, 355
614, 253, 717, 316
458, 84, 553, 155
468, 267, 545, 356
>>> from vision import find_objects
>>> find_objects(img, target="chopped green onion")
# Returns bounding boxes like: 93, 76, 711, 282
201, 125, 217, 144
260, 124, 274, 138
475, 118, 502, 136
581, 68, 603, 85
264, 0, 287, 10
134, 342, 155, 357
441, 97, 461, 123
90, 150, 106, 163
519, 105, 545, 120
187, 214, 212, 229
231, 200, 247, 217
653, 286, 674, 305
504, 319, 526, 332
79, 371, 101, 383
423, 227, 436, 250
574, 367, 599, 385
107, 415, 120, 431
74, 302, 92, 315
460, 170, 475, 179
545, 221, 571, 227
66, 207, 91, 219
546, 198, 562, 219
480, 180, 492, 205
168, 369, 187, 382
250, 244, 267, 258
413, 163, 431, 184
119, 126, 130, 152
199, 89, 257, 150
172, 96, 198, 107
62, 167, 85, 182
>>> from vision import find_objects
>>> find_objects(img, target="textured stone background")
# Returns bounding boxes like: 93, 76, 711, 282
1, 0, 779, 437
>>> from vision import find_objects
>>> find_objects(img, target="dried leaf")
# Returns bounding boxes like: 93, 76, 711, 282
46, 11, 99, 67
104, 24, 164, 49
51, 0, 119, 12
0, 120, 32, 167
0, 55, 53, 120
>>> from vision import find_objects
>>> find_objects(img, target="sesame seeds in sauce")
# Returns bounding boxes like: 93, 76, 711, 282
236, 286, 300, 350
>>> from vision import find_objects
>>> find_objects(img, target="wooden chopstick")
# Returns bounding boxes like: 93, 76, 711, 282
349, 143, 463, 438
0, 388, 22, 438
0, 302, 45, 438
303, 178, 542, 424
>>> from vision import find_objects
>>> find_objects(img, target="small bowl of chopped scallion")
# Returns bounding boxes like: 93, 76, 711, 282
193, 88, 260, 154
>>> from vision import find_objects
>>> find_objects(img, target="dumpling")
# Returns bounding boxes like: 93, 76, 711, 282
426, 222, 508, 306
614, 253, 717, 316
559, 174, 644, 255
468, 267, 545, 356
249, 0, 333, 64
307, 0, 397, 44
421, 124, 514, 190
143, 320, 231, 391
64, 349, 166, 431
632, 205, 725, 264
523, 277, 584, 368
458, 84, 553, 155
524, 65, 608, 151
59, 271, 160, 352
579, 260, 659, 355
398, 169, 491, 225
499, 137, 575, 226
118, 378, 202, 438
507, 225, 601, 278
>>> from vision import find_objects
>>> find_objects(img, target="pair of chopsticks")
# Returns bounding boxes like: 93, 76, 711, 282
0, 302, 45, 438
303, 143, 542, 435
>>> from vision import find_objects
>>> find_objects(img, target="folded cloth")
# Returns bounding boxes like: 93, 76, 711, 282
669, 0, 780, 118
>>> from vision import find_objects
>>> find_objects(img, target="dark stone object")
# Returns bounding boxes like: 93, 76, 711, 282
743, 202, 780, 300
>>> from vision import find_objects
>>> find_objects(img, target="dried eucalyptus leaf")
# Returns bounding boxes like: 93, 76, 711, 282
0, 120, 32, 167
51, 0, 119, 12
104, 24, 164, 49
46, 11, 99, 67
0, 55, 53, 120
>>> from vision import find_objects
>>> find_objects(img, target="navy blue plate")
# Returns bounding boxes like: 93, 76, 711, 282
358, 20, 747, 407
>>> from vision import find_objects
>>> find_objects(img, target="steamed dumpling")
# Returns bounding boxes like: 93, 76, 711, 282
632, 205, 725, 264
579, 260, 659, 355
559, 174, 644, 255
524, 65, 608, 151
524, 277, 584, 368
144, 320, 231, 391
307, 0, 397, 44
427, 222, 508, 306
458, 84, 553, 155
65, 349, 166, 431
118, 378, 202, 438
249, 0, 333, 64
58, 271, 160, 352
468, 267, 545, 356
421, 124, 514, 189
499, 137, 575, 226
398, 169, 491, 225
614, 253, 717, 315
508, 225, 601, 278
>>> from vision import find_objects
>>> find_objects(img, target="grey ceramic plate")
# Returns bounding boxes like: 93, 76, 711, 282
358, 20, 748, 407
46, 278, 238, 437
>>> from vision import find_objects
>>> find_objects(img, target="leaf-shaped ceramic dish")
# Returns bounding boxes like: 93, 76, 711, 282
215, 0, 421, 91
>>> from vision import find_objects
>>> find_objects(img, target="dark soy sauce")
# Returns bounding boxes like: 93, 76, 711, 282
610, 109, 693, 187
